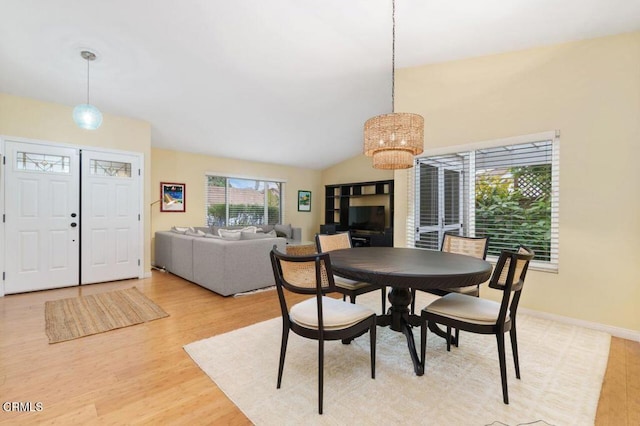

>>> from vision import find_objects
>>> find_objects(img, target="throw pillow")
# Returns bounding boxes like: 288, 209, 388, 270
217, 226, 257, 238
218, 229, 242, 240
204, 233, 221, 239
240, 231, 274, 240
260, 224, 275, 233
186, 229, 206, 237
171, 226, 189, 234
218, 228, 238, 237
274, 223, 292, 239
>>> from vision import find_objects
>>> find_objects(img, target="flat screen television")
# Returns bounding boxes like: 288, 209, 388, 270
348, 206, 385, 233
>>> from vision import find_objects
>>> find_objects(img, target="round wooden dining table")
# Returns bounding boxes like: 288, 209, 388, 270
329, 246, 492, 376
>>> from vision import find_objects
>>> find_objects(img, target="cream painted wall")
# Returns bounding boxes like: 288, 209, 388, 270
390, 32, 640, 332
0, 93, 153, 272
150, 148, 322, 263
322, 154, 393, 186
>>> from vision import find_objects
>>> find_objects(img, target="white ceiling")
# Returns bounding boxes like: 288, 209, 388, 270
1, 0, 639, 169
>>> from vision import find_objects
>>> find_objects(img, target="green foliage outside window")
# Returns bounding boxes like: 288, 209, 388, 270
208, 176, 226, 187
475, 165, 552, 261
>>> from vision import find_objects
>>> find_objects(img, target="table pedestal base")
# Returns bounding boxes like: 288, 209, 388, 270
376, 287, 456, 376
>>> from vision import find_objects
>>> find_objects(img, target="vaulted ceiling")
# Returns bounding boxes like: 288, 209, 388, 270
2, 0, 639, 169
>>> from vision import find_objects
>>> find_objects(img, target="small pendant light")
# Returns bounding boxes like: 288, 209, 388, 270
73, 50, 103, 130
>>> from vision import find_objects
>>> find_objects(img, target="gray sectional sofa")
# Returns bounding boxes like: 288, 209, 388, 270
154, 225, 299, 296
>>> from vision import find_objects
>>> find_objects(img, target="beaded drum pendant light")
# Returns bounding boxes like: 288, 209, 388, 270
364, 0, 423, 169
73, 50, 103, 130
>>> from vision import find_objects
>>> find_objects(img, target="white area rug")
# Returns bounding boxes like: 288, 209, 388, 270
184, 292, 610, 425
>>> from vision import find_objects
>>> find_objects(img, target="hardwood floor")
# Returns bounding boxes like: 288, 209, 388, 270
0, 272, 637, 425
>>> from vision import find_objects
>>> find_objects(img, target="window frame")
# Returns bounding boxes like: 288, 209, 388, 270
408, 131, 560, 272
204, 173, 286, 227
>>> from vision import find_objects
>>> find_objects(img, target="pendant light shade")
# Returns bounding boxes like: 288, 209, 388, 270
364, 0, 423, 169
364, 112, 424, 169
73, 50, 103, 130
73, 103, 103, 130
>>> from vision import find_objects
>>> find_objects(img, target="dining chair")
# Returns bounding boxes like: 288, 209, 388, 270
410, 233, 489, 314
420, 246, 534, 404
315, 232, 387, 314
270, 247, 376, 414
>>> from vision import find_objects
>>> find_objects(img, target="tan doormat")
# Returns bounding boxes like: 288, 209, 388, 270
45, 287, 169, 344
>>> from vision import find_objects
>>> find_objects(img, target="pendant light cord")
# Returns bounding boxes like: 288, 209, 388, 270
391, 0, 396, 113
86, 57, 91, 105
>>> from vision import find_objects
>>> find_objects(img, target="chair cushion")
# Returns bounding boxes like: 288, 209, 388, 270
424, 292, 506, 325
334, 276, 372, 291
290, 296, 374, 330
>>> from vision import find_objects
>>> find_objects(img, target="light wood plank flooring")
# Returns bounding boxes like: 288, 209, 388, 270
0, 272, 637, 425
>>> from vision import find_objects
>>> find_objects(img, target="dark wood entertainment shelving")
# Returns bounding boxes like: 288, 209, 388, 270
324, 179, 394, 246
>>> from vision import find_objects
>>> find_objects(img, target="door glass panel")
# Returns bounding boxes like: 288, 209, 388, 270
16, 152, 70, 173
415, 231, 439, 250
443, 169, 460, 225
89, 159, 132, 177
418, 164, 438, 227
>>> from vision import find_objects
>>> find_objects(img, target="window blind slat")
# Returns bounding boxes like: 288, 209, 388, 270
413, 137, 559, 270
205, 175, 283, 227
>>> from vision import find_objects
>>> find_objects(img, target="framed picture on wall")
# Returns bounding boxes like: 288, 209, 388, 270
160, 182, 186, 212
298, 190, 311, 212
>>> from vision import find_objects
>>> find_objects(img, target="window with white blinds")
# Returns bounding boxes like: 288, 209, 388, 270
205, 175, 283, 227
413, 134, 559, 271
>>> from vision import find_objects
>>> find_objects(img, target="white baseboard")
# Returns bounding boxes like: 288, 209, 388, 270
520, 307, 640, 342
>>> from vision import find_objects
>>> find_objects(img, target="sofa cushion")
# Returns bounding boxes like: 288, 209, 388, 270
218, 229, 242, 240
241, 230, 277, 240
171, 226, 190, 234
211, 225, 242, 235
274, 223, 292, 239
258, 225, 275, 233
217, 225, 258, 238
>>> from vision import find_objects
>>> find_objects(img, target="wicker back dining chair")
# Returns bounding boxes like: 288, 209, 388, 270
315, 232, 387, 314
270, 247, 376, 414
411, 233, 489, 314
420, 246, 534, 404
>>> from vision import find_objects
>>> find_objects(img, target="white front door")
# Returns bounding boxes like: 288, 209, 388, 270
81, 150, 141, 284
4, 142, 80, 293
